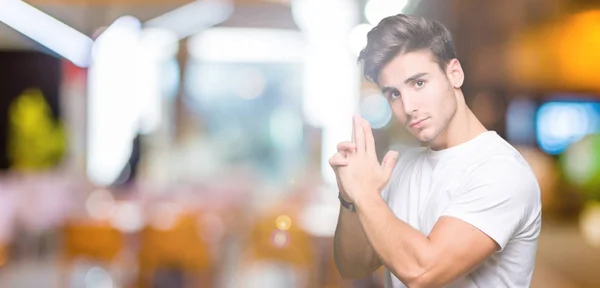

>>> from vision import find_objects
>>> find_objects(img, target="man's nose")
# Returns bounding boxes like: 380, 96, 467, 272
401, 94, 418, 116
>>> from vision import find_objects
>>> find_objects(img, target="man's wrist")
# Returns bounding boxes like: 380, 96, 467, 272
353, 190, 384, 211
338, 192, 356, 212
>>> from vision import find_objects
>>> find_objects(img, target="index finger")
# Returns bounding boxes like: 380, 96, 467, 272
361, 118, 376, 156
354, 115, 365, 153
352, 117, 356, 144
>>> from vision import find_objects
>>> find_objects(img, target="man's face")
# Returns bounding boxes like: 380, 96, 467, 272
378, 50, 458, 143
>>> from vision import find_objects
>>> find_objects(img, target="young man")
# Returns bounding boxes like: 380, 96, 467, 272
329, 14, 541, 288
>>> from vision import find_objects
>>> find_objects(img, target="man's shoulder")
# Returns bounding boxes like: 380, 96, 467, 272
456, 134, 540, 195
468, 153, 536, 184
465, 133, 533, 177
462, 151, 541, 212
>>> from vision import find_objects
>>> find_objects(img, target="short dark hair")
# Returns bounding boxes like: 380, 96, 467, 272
358, 14, 457, 84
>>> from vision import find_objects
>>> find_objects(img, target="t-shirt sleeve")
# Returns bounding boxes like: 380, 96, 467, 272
440, 157, 540, 251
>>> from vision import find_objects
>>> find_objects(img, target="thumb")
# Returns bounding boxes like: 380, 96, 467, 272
381, 150, 399, 176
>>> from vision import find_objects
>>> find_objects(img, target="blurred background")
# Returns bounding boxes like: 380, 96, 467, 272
0, 0, 599, 287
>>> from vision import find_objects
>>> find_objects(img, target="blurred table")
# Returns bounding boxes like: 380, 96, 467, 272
531, 219, 600, 288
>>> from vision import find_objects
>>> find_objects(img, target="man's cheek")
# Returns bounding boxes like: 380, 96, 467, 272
393, 111, 408, 126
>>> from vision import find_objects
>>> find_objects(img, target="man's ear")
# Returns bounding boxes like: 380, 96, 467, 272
446, 59, 464, 89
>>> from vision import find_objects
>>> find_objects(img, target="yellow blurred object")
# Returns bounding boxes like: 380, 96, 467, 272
137, 212, 212, 287
59, 220, 126, 288
8, 88, 66, 171
236, 207, 319, 288
579, 201, 600, 248
0, 244, 7, 268
246, 212, 315, 267
275, 214, 292, 231
556, 10, 600, 90
507, 10, 600, 92
61, 220, 124, 262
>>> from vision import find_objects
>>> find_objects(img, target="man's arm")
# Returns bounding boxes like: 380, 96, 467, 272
352, 158, 539, 288
330, 131, 389, 279
333, 202, 382, 279
355, 195, 496, 288
336, 116, 540, 287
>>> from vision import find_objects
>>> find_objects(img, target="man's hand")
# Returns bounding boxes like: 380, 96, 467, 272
330, 121, 385, 279
336, 116, 398, 204
329, 140, 356, 201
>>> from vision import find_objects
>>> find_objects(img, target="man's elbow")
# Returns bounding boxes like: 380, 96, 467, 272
338, 270, 368, 280
334, 257, 377, 280
405, 278, 433, 288
403, 271, 442, 288
387, 262, 439, 288
335, 263, 374, 280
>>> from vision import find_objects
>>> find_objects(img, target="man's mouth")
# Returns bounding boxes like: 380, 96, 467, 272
409, 118, 428, 128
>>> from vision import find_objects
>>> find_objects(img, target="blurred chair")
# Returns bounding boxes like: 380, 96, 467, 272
60, 220, 125, 287
0, 244, 7, 270
137, 211, 214, 288
236, 210, 319, 288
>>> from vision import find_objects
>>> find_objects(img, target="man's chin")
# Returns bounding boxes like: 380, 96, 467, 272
418, 136, 435, 143
413, 129, 435, 143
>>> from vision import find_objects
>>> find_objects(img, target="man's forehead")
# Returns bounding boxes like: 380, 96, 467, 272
378, 51, 438, 86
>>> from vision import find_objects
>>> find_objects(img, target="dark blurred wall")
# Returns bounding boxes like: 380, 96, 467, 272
414, 0, 573, 137
0, 50, 61, 170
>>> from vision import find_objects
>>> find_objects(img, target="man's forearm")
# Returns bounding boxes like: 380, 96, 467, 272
334, 205, 382, 279
355, 193, 436, 286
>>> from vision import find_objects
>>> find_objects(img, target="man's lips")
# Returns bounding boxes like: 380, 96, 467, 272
410, 118, 428, 127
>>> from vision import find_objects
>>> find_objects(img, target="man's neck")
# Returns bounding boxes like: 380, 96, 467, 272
429, 96, 487, 151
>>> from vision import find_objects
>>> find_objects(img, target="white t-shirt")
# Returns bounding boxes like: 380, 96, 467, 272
381, 131, 542, 288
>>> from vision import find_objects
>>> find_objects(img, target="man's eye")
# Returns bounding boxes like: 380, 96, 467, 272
390, 91, 400, 99
415, 80, 425, 88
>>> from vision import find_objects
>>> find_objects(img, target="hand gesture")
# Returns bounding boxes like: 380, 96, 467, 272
329, 140, 356, 201
336, 116, 398, 204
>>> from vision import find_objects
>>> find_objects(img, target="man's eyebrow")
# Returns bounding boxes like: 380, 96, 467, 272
381, 86, 397, 94
380, 73, 429, 93
404, 72, 428, 84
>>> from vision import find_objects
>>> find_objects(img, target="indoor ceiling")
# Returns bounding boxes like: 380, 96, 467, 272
0, 0, 297, 49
